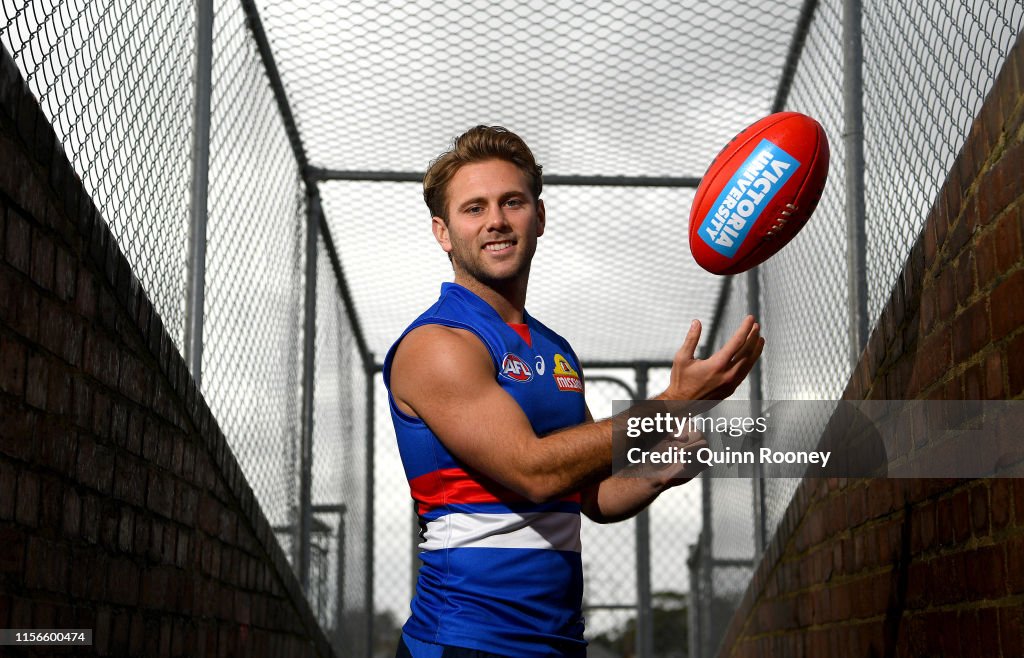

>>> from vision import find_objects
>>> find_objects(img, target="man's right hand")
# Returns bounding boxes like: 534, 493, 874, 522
659, 315, 764, 402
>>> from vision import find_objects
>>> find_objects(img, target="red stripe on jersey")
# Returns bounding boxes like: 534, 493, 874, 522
507, 323, 532, 347
409, 467, 581, 516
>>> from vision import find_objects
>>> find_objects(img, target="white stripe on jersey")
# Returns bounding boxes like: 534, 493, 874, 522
420, 512, 582, 553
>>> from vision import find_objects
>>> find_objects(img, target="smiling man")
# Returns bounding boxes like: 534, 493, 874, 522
383, 125, 763, 657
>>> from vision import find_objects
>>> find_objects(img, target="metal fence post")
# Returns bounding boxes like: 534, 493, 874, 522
335, 511, 347, 649
844, 0, 869, 366
747, 269, 767, 559
633, 365, 653, 658
299, 188, 320, 592
687, 541, 701, 658
365, 362, 376, 657
184, 0, 214, 385
699, 472, 714, 658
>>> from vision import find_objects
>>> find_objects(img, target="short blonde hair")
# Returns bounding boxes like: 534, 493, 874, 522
423, 125, 543, 221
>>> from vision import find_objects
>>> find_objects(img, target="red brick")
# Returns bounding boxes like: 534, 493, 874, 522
37, 474, 62, 537
965, 544, 1005, 599
975, 228, 1002, 287
43, 370, 71, 423
999, 605, 1023, 657
29, 227, 55, 290
114, 452, 148, 507
985, 350, 1005, 399
60, 486, 81, 540
941, 175, 959, 244
919, 284, 939, 336
953, 298, 990, 364
924, 218, 939, 269
0, 525, 26, 576
38, 297, 83, 368
991, 478, 1012, 531
4, 208, 31, 274
0, 333, 27, 399
911, 324, 952, 394
24, 352, 48, 410
74, 264, 96, 319
106, 559, 139, 606
946, 214, 973, 261
15, 470, 39, 528
936, 265, 957, 320
969, 482, 991, 537
866, 479, 895, 518
991, 268, 1024, 340
117, 506, 134, 552
1009, 331, 1024, 397
91, 391, 112, 443
198, 495, 221, 536
912, 501, 937, 553
954, 250, 976, 306
128, 611, 145, 654
951, 489, 972, 545
964, 361, 984, 400
53, 244, 76, 301
110, 607, 130, 655
991, 204, 1022, 273
1006, 534, 1024, 595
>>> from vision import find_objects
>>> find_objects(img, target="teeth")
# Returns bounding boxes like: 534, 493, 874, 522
485, 242, 513, 251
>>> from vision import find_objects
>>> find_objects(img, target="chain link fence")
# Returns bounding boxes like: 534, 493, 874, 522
1, 0, 195, 349
690, 1, 1024, 656
0, 1, 373, 656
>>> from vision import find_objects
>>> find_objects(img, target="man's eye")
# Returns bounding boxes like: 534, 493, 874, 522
505, 199, 523, 208
467, 206, 483, 214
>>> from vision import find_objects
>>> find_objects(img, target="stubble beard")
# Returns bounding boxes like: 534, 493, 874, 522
452, 240, 534, 290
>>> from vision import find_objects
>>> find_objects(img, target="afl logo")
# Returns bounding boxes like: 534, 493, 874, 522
500, 353, 533, 382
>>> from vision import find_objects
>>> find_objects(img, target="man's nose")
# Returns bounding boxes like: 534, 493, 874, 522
486, 207, 511, 230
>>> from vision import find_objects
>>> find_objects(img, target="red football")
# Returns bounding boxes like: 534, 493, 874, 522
688, 112, 829, 275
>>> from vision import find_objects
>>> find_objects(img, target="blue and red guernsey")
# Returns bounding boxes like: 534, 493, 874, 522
383, 283, 588, 657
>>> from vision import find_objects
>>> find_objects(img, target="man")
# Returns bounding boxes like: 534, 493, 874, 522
384, 126, 763, 657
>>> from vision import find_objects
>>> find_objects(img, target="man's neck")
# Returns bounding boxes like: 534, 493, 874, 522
453, 274, 528, 323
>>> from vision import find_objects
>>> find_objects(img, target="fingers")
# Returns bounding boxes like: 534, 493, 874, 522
729, 335, 765, 383
730, 321, 761, 365
677, 319, 702, 362
715, 315, 756, 364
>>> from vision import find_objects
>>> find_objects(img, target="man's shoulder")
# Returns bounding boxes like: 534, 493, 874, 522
389, 323, 493, 384
527, 314, 577, 352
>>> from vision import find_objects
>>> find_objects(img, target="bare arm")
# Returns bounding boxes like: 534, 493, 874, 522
390, 316, 762, 505
579, 406, 708, 523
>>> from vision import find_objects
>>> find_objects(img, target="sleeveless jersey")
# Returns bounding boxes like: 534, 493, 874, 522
383, 282, 588, 657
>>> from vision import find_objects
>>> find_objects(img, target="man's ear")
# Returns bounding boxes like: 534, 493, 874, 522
431, 216, 452, 253
536, 198, 546, 237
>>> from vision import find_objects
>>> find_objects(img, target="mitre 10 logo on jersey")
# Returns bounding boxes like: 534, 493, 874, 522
500, 353, 533, 382
552, 354, 583, 393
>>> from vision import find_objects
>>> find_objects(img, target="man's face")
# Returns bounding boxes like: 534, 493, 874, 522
432, 159, 545, 287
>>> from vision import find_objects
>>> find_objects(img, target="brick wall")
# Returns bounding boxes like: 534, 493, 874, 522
717, 31, 1024, 658
0, 46, 333, 657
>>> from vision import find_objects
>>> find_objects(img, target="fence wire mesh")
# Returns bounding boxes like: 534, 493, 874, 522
862, 0, 1024, 326
757, 0, 849, 556
372, 371, 410, 658
313, 233, 371, 656
320, 182, 721, 364
582, 374, 641, 641
1, 0, 195, 351
252, 0, 806, 177
202, 0, 305, 544
689, 3, 1024, 656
